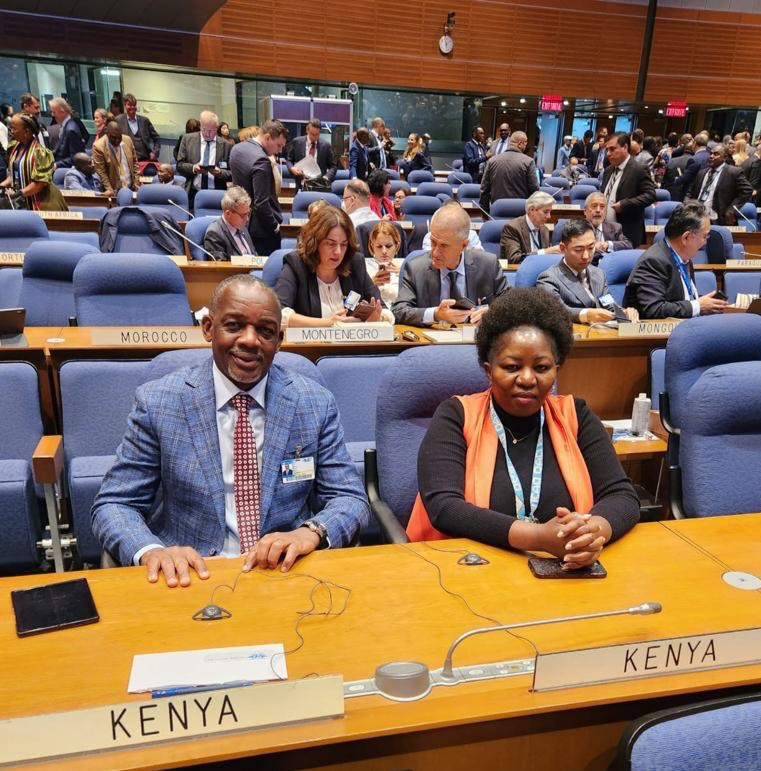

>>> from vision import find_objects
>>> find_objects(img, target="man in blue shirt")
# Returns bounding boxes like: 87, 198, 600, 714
63, 153, 103, 192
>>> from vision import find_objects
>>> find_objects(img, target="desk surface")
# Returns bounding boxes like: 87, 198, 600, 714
2, 515, 761, 770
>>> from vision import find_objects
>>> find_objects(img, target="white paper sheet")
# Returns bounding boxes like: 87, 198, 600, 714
422, 329, 463, 343
293, 156, 322, 179
127, 644, 287, 693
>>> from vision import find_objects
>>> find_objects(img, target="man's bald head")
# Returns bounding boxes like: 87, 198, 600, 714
72, 152, 94, 175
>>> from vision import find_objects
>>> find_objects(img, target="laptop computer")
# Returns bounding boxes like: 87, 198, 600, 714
0, 308, 25, 337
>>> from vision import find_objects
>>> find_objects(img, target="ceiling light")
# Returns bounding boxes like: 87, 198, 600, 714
519, 98, 526, 104
686, 107, 690, 111
658, 109, 663, 114
563, 100, 569, 106
99, 68, 120, 77
608, 115, 613, 119
645, 105, 649, 109
500, 101, 507, 107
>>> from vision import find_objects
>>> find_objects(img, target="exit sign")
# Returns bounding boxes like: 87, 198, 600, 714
665, 101, 688, 118
540, 95, 564, 112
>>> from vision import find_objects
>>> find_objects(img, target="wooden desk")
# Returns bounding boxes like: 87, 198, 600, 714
62, 192, 115, 208
613, 437, 667, 461
694, 263, 761, 292
3, 517, 761, 770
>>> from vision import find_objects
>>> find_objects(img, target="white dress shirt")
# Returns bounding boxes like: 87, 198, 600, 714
422, 254, 467, 324
604, 155, 629, 223
349, 207, 380, 228
195, 137, 217, 191
493, 137, 509, 155
317, 276, 345, 317
697, 163, 725, 219
422, 229, 482, 252
592, 223, 613, 253
525, 214, 546, 255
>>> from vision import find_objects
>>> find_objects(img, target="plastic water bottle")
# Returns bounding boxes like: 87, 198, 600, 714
631, 393, 651, 436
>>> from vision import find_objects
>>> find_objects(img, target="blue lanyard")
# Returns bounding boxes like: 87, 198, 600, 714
489, 398, 545, 523
666, 241, 695, 300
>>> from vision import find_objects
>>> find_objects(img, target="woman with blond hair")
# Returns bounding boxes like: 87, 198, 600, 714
398, 132, 432, 176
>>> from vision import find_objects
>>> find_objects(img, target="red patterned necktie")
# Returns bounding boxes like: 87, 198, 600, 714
231, 393, 261, 552
309, 142, 315, 157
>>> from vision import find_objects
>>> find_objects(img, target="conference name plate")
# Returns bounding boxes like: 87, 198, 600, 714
0, 252, 24, 264
167, 255, 188, 266
0, 675, 344, 765
90, 327, 207, 346
532, 627, 761, 692
38, 210, 84, 220
285, 322, 395, 344
231, 255, 266, 268
617, 320, 683, 338
726, 259, 761, 267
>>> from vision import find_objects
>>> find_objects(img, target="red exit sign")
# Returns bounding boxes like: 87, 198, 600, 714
540, 95, 564, 112
665, 101, 688, 118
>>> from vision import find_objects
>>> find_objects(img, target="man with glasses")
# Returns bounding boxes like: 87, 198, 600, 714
341, 179, 379, 228
177, 110, 232, 208
203, 186, 255, 261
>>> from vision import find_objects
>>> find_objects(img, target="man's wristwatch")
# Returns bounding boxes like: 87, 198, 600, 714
302, 519, 328, 549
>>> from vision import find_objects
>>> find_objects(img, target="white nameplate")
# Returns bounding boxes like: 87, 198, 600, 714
62, 190, 101, 198
461, 325, 477, 342
285, 322, 394, 344
167, 255, 188, 266
288, 218, 308, 226
0, 252, 24, 264
90, 327, 207, 346
727, 226, 747, 233
618, 320, 683, 338
230, 255, 266, 268
553, 204, 582, 211
533, 627, 761, 692
726, 259, 761, 267
38, 210, 84, 220
0, 675, 343, 765
645, 225, 662, 232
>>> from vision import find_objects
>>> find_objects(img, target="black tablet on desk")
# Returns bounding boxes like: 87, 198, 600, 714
11, 578, 99, 637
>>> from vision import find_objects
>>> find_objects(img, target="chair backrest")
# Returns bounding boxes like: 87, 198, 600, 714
316, 355, 396, 442
724, 272, 761, 304
0, 210, 49, 251
389, 180, 411, 195
490, 198, 526, 219
116, 187, 133, 207
550, 218, 571, 246
581, 177, 601, 189
540, 185, 564, 201
416, 182, 453, 200
644, 204, 656, 225
292, 191, 341, 217
649, 348, 665, 410
515, 253, 560, 287
694, 271, 716, 295
664, 314, 761, 430
407, 170, 434, 184
544, 176, 570, 189
375, 345, 488, 525
681, 362, 761, 517
73, 253, 193, 326
569, 184, 597, 204
600, 249, 645, 304
0, 267, 22, 308
19, 240, 97, 326
184, 216, 218, 260
55, 232, 101, 249
193, 190, 225, 219
262, 248, 291, 287
384, 169, 400, 180
110, 208, 178, 255
136, 184, 190, 214
452, 159, 463, 170
400, 195, 441, 224
356, 221, 408, 259
331, 179, 349, 196
334, 169, 350, 180
478, 219, 509, 256
456, 183, 481, 202
448, 171, 472, 185
653, 200, 680, 225
739, 202, 758, 231
655, 188, 671, 201
53, 168, 67, 186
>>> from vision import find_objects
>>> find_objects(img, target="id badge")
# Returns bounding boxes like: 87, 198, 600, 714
281, 457, 315, 484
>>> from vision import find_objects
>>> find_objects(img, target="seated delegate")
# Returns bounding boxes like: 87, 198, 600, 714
537, 219, 639, 323
499, 190, 562, 263
92, 275, 370, 586
392, 202, 508, 326
202, 185, 256, 261
275, 205, 392, 327
365, 221, 402, 306
408, 289, 640, 569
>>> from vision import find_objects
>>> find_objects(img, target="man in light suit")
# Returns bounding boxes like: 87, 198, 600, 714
623, 202, 727, 320
48, 97, 88, 169
537, 219, 638, 323
92, 275, 370, 585
499, 191, 562, 263
392, 202, 507, 326
230, 119, 288, 256
176, 110, 232, 208
479, 131, 539, 212
686, 144, 752, 226
116, 93, 160, 162
583, 191, 632, 262
91, 121, 140, 195
203, 186, 256, 260
601, 132, 656, 247
285, 118, 337, 189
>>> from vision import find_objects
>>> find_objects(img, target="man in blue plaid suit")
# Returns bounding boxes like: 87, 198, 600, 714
92, 275, 370, 586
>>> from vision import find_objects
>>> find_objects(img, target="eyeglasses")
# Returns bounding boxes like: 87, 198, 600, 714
342, 194, 356, 202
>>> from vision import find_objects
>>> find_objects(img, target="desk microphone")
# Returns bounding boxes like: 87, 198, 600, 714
444, 163, 494, 221
160, 219, 218, 261
169, 199, 195, 220
733, 205, 757, 232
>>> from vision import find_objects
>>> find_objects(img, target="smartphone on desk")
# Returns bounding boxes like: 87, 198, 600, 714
528, 557, 607, 579
452, 297, 476, 311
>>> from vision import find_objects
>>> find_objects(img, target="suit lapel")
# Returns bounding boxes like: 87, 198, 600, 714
424, 261, 442, 306
517, 218, 532, 254
559, 262, 594, 307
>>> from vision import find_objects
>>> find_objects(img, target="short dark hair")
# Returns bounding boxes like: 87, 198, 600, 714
631, 128, 644, 144
643, 136, 658, 154
260, 119, 288, 140
560, 218, 594, 244
209, 275, 280, 315
667, 132, 679, 147
583, 129, 594, 140
475, 289, 573, 366
19, 93, 37, 109
609, 132, 631, 150
472, 126, 483, 137
664, 202, 708, 239
307, 118, 321, 130
367, 169, 390, 197
123, 93, 137, 104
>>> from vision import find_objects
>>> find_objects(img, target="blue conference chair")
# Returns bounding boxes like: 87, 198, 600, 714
261, 248, 291, 287
644, 204, 656, 225
490, 198, 526, 219
193, 190, 225, 219
52, 168, 67, 186
407, 170, 434, 185
389, 180, 411, 196
116, 188, 133, 207
550, 218, 571, 246
569, 184, 597, 204
447, 172, 472, 185
103, 207, 183, 255
400, 195, 441, 225
73, 253, 194, 326
724, 272, 761, 304
599, 249, 644, 305
515, 253, 558, 287
652, 200, 680, 225
0, 210, 49, 251
649, 348, 665, 411
384, 169, 400, 180
136, 184, 191, 219
0, 361, 45, 570
617, 691, 761, 771
184, 216, 218, 260
694, 271, 716, 295
544, 176, 570, 189
291, 191, 341, 217
0, 267, 22, 308
416, 182, 453, 200
331, 180, 349, 197
456, 184, 481, 203
451, 159, 463, 170
366, 345, 488, 541
738, 202, 758, 231
19, 240, 97, 326
654, 188, 671, 202
479, 220, 509, 256
334, 169, 350, 180
581, 177, 601, 189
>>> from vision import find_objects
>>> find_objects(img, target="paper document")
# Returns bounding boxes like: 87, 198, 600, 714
128, 644, 287, 693
293, 156, 322, 179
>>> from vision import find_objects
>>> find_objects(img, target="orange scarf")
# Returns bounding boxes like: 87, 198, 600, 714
406, 390, 594, 541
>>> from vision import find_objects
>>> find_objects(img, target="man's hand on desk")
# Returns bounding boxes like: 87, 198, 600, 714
699, 291, 727, 315
434, 299, 472, 324
140, 546, 209, 587
242, 527, 320, 572
580, 308, 615, 324
468, 306, 488, 324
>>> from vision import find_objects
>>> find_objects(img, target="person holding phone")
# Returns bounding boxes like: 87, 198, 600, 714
275, 205, 393, 328
365, 221, 402, 305
408, 289, 640, 568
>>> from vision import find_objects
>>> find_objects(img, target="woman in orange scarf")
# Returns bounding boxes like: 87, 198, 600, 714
408, 289, 639, 569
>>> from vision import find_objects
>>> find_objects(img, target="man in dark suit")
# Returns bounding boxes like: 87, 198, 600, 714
116, 93, 160, 162
537, 219, 638, 323
623, 202, 727, 320
479, 131, 539, 212
744, 142, 761, 205
601, 132, 656, 248
687, 144, 752, 226
499, 191, 562, 263
392, 202, 507, 326
674, 132, 709, 199
368, 116, 388, 170
176, 110, 232, 208
48, 97, 87, 168
230, 119, 288, 256
663, 138, 694, 202
587, 132, 609, 176
463, 126, 488, 182
571, 130, 594, 164
583, 191, 632, 262
349, 127, 370, 180
19, 93, 50, 148
285, 118, 337, 189
202, 186, 256, 260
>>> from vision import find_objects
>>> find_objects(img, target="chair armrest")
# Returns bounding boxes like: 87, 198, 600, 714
364, 448, 409, 544
32, 435, 64, 485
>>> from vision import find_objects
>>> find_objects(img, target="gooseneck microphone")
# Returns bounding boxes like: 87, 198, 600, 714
160, 219, 218, 261
733, 205, 757, 232
444, 162, 494, 221
169, 199, 195, 220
